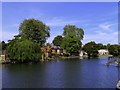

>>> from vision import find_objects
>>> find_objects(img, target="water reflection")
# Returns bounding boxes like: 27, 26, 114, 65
2, 57, 119, 88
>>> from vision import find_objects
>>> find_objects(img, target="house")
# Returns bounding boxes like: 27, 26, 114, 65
0, 55, 5, 62
98, 49, 109, 55
79, 50, 87, 57
41, 45, 63, 61
0, 50, 6, 60
0, 50, 10, 63
51, 46, 63, 55
79, 50, 84, 57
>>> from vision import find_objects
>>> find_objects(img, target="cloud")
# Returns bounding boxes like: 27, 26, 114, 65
45, 17, 80, 27
98, 22, 115, 31
2, 23, 20, 42
82, 21, 118, 44
83, 31, 118, 45
95, 31, 106, 35
1, 31, 19, 42
45, 17, 90, 27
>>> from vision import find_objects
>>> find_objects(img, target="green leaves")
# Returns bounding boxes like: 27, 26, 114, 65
63, 25, 84, 40
82, 41, 98, 57
108, 44, 120, 56
61, 25, 84, 55
7, 38, 41, 63
61, 33, 82, 55
19, 18, 50, 46
52, 35, 63, 46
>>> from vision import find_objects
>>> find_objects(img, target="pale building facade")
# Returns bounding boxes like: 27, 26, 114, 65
98, 49, 109, 55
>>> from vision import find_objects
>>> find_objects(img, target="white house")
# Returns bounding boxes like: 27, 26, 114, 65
98, 49, 109, 55
79, 50, 87, 57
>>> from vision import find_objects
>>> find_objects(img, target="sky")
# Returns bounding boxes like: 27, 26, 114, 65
1, 2, 118, 45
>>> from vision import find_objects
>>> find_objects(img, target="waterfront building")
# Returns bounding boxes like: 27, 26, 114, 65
98, 49, 109, 55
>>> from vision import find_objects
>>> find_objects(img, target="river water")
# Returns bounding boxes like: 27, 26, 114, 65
1, 57, 120, 88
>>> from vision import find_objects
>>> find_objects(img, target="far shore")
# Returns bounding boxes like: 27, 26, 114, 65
0, 54, 116, 64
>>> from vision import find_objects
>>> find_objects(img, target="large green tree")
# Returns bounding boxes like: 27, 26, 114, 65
82, 41, 98, 58
106, 43, 111, 49
63, 25, 84, 40
96, 43, 104, 50
52, 35, 63, 46
108, 44, 120, 56
61, 33, 82, 55
6, 18, 50, 63
7, 38, 41, 63
19, 18, 50, 46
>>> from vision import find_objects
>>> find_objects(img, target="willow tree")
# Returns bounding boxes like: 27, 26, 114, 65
7, 38, 41, 63
19, 18, 50, 46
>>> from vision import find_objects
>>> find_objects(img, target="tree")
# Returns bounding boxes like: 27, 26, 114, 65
52, 35, 63, 46
106, 43, 111, 49
96, 43, 103, 50
63, 25, 84, 40
118, 45, 120, 56
1, 41, 6, 50
61, 33, 82, 55
19, 18, 50, 46
0, 41, 1, 52
82, 41, 98, 58
108, 44, 119, 56
102, 45, 107, 49
7, 38, 41, 63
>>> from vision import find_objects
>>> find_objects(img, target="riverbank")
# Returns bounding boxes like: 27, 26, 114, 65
98, 54, 113, 57
0, 54, 116, 64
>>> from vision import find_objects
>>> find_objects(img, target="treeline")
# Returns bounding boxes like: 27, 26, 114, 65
1, 19, 84, 63
52, 35, 120, 57
0, 18, 120, 63
82, 42, 120, 57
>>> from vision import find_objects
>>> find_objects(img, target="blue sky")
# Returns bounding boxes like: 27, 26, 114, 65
1, 2, 118, 44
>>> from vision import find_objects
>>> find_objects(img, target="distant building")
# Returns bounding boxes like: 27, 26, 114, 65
0, 55, 5, 61
0, 50, 9, 63
79, 50, 87, 57
98, 49, 109, 55
79, 50, 84, 57
41, 45, 63, 60
51, 46, 63, 55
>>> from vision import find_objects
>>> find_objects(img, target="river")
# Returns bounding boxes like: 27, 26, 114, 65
1, 57, 120, 88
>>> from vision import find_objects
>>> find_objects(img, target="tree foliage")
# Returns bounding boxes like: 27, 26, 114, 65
0, 41, 1, 52
1, 41, 6, 51
6, 18, 51, 63
7, 38, 41, 63
19, 18, 50, 46
63, 25, 84, 40
106, 43, 111, 49
96, 43, 103, 50
108, 44, 120, 56
82, 41, 98, 57
52, 35, 63, 46
61, 33, 82, 55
